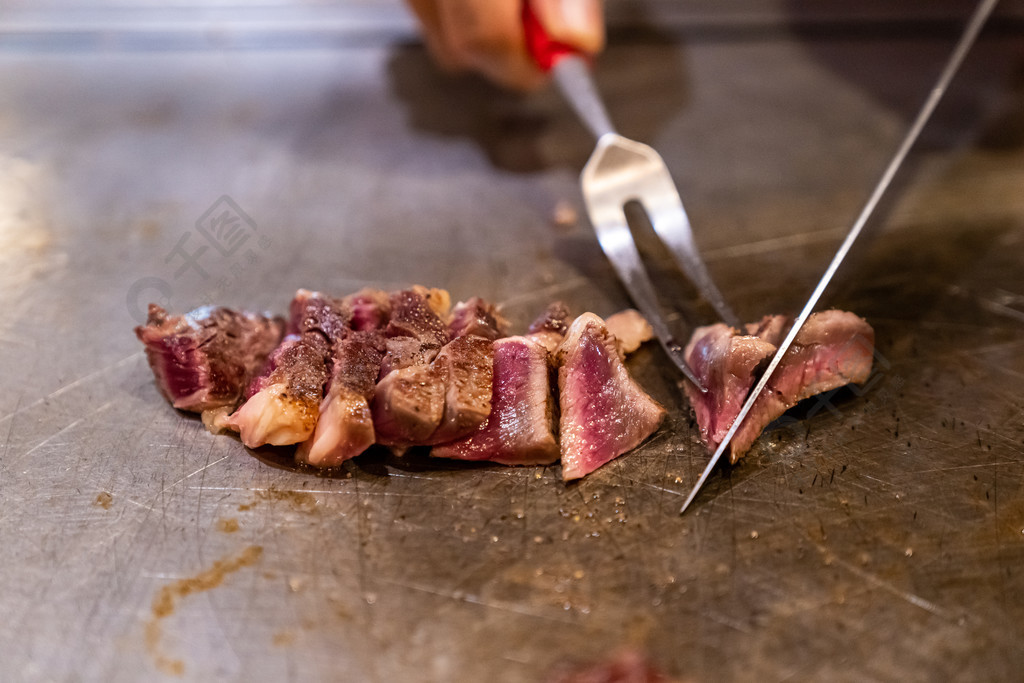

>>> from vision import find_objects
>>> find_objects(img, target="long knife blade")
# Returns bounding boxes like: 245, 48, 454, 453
680, 0, 999, 515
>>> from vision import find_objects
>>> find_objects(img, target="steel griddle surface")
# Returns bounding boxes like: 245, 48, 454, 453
1, 6, 1023, 681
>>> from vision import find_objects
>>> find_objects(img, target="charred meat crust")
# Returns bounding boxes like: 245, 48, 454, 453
423, 335, 495, 445
385, 287, 451, 349
288, 289, 350, 342
225, 333, 331, 447
134, 304, 285, 412
528, 301, 571, 336
225, 290, 354, 448
526, 301, 572, 356
447, 296, 509, 340
296, 331, 386, 467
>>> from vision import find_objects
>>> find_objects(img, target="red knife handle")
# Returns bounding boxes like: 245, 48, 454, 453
522, 2, 581, 72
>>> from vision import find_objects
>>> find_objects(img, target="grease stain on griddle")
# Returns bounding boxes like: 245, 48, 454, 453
237, 488, 319, 514
145, 545, 263, 676
272, 630, 296, 647
94, 491, 113, 509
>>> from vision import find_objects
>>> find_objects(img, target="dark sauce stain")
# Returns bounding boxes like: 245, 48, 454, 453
145, 545, 263, 676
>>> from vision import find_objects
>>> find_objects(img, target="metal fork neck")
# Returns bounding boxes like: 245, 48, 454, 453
552, 55, 616, 140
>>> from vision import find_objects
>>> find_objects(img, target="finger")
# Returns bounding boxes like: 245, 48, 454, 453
437, 0, 544, 90
406, 0, 466, 72
529, 0, 605, 55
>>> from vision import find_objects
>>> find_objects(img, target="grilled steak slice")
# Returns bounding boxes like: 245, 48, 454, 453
385, 287, 451, 348
288, 289, 351, 342
557, 313, 666, 481
225, 290, 351, 448
605, 308, 654, 357
342, 288, 391, 331
135, 304, 285, 413
372, 362, 446, 446
424, 335, 494, 444
682, 320, 779, 456
372, 287, 462, 447
379, 287, 452, 376
378, 337, 434, 377
296, 331, 385, 467
526, 301, 571, 355
224, 333, 330, 447
683, 310, 875, 462
447, 296, 509, 340
432, 336, 558, 465
373, 335, 495, 447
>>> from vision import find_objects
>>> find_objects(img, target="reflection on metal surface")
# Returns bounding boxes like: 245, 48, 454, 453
0, 155, 67, 344
0, 155, 56, 274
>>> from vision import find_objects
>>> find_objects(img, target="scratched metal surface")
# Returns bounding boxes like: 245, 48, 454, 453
2, 5, 1024, 682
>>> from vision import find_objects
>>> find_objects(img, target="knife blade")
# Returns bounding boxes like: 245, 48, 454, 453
680, 0, 999, 515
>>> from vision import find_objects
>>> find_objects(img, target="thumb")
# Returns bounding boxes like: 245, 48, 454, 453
528, 0, 605, 56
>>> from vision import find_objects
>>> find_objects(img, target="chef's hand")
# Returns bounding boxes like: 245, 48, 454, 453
406, 0, 605, 91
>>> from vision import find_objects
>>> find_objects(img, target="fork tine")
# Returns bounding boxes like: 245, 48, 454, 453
589, 202, 706, 392
644, 181, 740, 328
583, 140, 706, 392
604, 136, 740, 328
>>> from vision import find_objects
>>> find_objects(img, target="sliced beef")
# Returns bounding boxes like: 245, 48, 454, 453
373, 335, 495, 447
526, 301, 571, 355
683, 310, 875, 462
432, 336, 558, 465
288, 289, 350, 342
372, 287, 465, 448
225, 290, 350, 448
135, 304, 285, 413
224, 334, 330, 447
378, 337, 434, 377
295, 290, 390, 466
379, 287, 452, 377
342, 288, 391, 331
745, 313, 788, 344
424, 335, 494, 444
384, 286, 451, 348
143, 286, 869, 483
447, 296, 509, 340
296, 331, 386, 467
682, 319, 779, 455
557, 313, 666, 481
605, 308, 654, 357
372, 362, 446, 446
